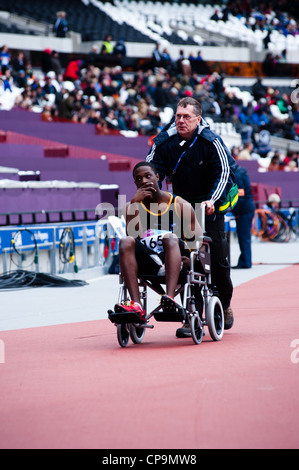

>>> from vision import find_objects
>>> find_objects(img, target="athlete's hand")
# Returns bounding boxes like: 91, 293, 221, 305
131, 182, 156, 203
181, 256, 190, 270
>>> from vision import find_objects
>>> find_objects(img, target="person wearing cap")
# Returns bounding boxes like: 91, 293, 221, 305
265, 193, 281, 210
146, 96, 237, 336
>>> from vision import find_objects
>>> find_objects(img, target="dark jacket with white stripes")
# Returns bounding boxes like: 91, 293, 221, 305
146, 118, 237, 225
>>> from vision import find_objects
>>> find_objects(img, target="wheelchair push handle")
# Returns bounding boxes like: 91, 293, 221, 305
199, 203, 206, 234
195, 203, 213, 250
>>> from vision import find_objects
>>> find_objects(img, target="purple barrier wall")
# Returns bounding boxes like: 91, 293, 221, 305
1, 110, 297, 209
0, 187, 102, 213
0, 110, 149, 159
0, 144, 44, 167
248, 171, 299, 202
237, 160, 299, 203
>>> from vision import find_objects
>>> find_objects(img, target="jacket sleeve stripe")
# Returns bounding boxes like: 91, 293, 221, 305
146, 143, 156, 162
211, 138, 230, 204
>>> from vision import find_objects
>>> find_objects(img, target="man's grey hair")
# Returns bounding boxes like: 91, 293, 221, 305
177, 97, 202, 116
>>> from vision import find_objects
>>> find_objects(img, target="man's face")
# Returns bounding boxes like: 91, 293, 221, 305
133, 166, 159, 191
175, 104, 201, 140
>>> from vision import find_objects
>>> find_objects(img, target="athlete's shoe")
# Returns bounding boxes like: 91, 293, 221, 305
114, 301, 146, 321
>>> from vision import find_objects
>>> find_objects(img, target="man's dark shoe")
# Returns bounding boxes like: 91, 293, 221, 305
232, 265, 251, 269
176, 323, 191, 338
224, 306, 234, 330
176, 322, 205, 338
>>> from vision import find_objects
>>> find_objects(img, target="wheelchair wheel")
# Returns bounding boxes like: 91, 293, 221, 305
117, 323, 130, 347
206, 296, 224, 341
129, 324, 145, 344
190, 314, 203, 345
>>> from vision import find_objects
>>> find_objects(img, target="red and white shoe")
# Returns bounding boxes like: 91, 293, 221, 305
114, 301, 145, 320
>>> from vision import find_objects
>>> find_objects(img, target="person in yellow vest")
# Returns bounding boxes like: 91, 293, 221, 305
102, 34, 114, 54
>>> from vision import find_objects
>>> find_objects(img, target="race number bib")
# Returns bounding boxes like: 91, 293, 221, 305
141, 230, 171, 254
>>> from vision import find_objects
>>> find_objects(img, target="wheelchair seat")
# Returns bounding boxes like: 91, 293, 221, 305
138, 270, 188, 294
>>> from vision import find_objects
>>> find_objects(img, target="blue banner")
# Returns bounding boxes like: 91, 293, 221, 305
0, 222, 98, 254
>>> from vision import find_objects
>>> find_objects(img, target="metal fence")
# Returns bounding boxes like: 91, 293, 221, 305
0, 217, 125, 276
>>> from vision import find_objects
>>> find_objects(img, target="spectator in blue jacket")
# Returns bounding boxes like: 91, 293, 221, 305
232, 164, 255, 269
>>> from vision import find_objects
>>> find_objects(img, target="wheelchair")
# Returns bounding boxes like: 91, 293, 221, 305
107, 206, 224, 348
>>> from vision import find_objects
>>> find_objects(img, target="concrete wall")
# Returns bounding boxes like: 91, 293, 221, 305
0, 32, 281, 63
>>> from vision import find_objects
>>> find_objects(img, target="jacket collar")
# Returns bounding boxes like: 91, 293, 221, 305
155, 117, 210, 145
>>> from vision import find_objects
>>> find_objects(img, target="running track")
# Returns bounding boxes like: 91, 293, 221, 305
1, 265, 299, 449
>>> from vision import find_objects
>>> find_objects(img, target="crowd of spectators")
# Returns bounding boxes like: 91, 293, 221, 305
232, 142, 298, 172
210, 1, 299, 38
0, 41, 298, 173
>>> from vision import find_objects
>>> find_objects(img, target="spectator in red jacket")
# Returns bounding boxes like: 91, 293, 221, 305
63, 59, 83, 82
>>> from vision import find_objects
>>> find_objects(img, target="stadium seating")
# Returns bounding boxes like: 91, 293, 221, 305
1, 0, 296, 52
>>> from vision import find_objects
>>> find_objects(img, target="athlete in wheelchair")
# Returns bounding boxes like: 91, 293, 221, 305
108, 162, 224, 347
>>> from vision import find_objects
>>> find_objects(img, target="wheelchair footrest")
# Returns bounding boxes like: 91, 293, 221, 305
156, 295, 186, 321
153, 309, 185, 322
108, 310, 146, 325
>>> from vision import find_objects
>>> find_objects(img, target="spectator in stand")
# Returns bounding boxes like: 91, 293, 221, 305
262, 53, 276, 76
50, 51, 62, 77
283, 150, 299, 170
189, 50, 209, 74
251, 104, 270, 128
237, 142, 255, 160
11, 52, 26, 74
53, 11, 68, 38
100, 44, 108, 55
254, 128, 272, 158
0, 45, 11, 73
2, 6, 299, 141
152, 42, 163, 67
63, 59, 83, 83
113, 38, 127, 58
268, 154, 281, 171
291, 101, 299, 124
58, 91, 76, 120
13, 69, 26, 88
85, 78, 101, 98
154, 80, 171, 108
87, 44, 100, 66
231, 145, 240, 159
210, 9, 220, 21
2, 69, 13, 92
102, 35, 113, 54
252, 77, 267, 101
41, 73, 59, 108
41, 49, 53, 74
131, 98, 153, 134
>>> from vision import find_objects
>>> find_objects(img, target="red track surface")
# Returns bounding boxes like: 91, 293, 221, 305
1, 265, 299, 449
